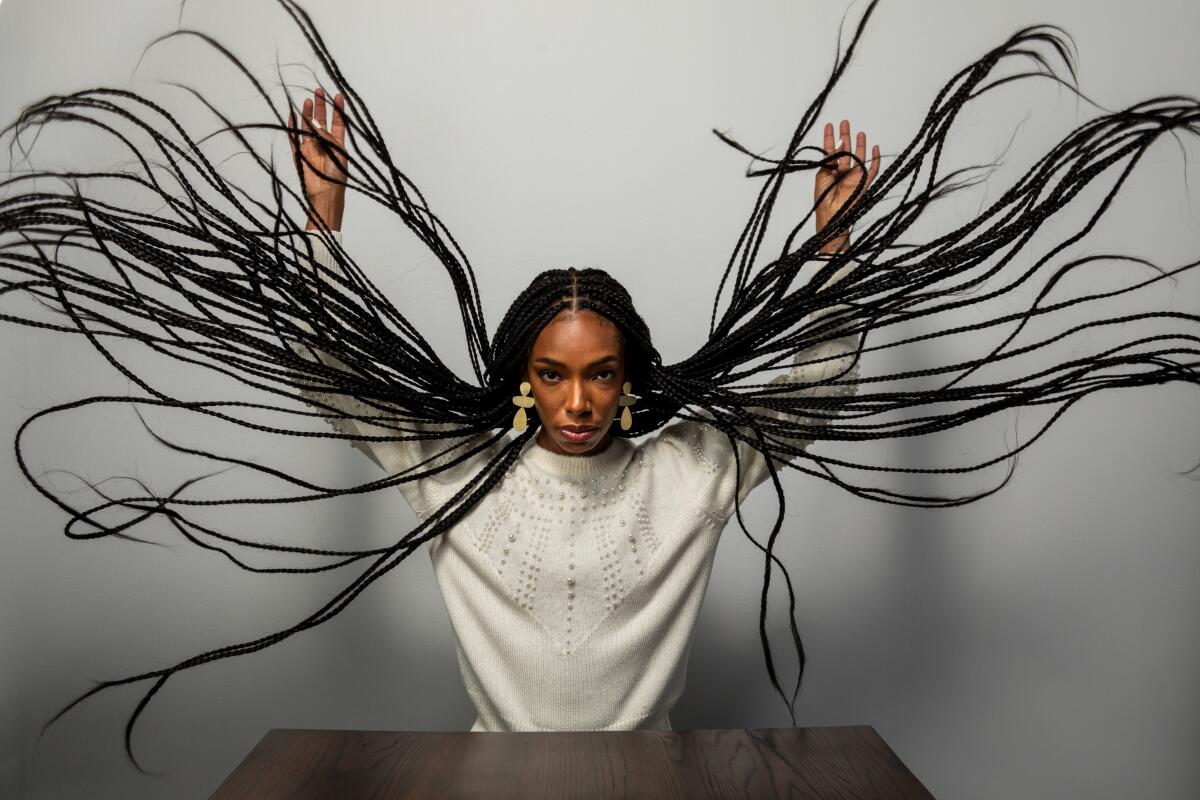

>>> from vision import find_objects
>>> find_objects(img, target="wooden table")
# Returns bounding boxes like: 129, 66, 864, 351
211, 726, 933, 799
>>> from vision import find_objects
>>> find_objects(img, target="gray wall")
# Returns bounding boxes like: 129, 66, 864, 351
2, 0, 1197, 797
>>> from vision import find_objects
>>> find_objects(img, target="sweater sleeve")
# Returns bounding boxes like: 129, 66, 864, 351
647, 261, 861, 520
286, 231, 501, 518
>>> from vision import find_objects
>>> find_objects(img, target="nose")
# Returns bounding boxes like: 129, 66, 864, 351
564, 377, 591, 418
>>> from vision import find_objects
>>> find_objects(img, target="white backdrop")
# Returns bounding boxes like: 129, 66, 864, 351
1, 0, 1197, 797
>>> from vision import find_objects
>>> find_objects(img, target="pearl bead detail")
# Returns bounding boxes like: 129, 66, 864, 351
457, 448, 668, 655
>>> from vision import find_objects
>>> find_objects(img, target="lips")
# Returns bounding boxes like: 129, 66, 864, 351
559, 426, 598, 443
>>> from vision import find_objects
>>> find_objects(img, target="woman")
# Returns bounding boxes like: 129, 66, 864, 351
285, 87, 878, 732
3, 0, 1195, 767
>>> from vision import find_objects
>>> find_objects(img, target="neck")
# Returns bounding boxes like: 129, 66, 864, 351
523, 429, 630, 480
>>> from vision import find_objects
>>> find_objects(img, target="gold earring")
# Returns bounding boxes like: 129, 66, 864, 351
512, 381, 535, 431
617, 381, 637, 431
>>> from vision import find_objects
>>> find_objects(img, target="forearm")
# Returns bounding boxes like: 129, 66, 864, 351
283, 230, 401, 471
288, 230, 354, 372
303, 196, 344, 233
817, 230, 849, 255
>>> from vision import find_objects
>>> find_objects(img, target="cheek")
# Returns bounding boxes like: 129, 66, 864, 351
600, 386, 623, 413
530, 384, 565, 415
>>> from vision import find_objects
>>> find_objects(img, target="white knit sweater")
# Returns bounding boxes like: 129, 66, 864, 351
295, 231, 859, 732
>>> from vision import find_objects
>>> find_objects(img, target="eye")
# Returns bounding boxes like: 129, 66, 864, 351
538, 370, 560, 382
594, 369, 616, 381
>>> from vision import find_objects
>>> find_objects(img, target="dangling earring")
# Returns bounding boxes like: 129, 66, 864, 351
617, 381, 637, 431
512, 381, 535, 431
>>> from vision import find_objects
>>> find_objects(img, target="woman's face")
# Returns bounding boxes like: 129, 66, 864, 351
522, 308, 627, 456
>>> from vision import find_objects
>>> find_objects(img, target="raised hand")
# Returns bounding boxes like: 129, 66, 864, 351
814, 119, 881, 253
287, 87, 349, 232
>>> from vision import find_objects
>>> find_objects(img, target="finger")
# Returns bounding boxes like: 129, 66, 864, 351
301, 95, 325, 160
290, 107, 310, 154
855, 131, 867, 173
331, 93, 345, 141
820, 120, 840, 170
839, 119, 851, 172
822, 122, 837, 170
299, 99, 318, 167
867, 144, 881, 184
314, 87, 327, 132
331, 94, 350, 174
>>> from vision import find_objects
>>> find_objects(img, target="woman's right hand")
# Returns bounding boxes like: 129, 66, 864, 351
288, 87, 349, 232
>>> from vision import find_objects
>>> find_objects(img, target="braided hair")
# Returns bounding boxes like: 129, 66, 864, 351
2, 0, 1198, 768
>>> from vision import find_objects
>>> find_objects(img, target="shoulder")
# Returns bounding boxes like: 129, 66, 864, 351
638, 417, 740, 510
398, 427, 518, 519
642, 417, 728, 473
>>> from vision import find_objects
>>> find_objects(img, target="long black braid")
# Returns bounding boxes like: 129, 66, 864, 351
1, 0, 1198, 768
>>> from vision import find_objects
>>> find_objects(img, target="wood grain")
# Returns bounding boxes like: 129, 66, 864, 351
211, 726, 933, 799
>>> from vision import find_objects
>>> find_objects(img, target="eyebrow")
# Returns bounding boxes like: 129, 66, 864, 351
533, 355, 620, 369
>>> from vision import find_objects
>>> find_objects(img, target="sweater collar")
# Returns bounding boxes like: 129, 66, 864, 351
521, 432, 632, 480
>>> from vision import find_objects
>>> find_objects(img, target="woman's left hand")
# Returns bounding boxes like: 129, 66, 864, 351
814, 119, 881, 253
288, 87, 349, 233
